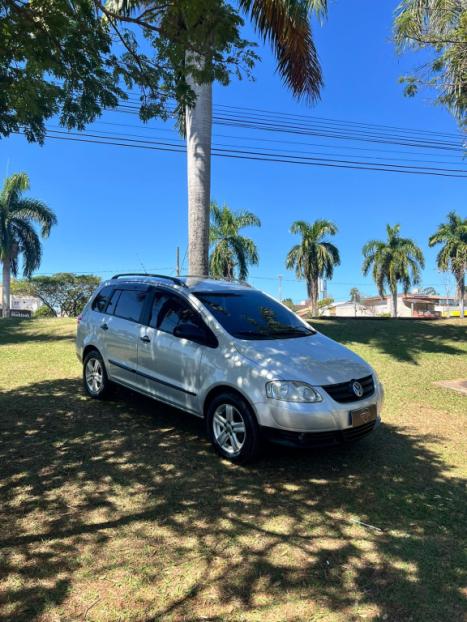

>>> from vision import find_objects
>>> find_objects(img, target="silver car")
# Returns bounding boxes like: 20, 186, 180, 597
76, 274, 383, 463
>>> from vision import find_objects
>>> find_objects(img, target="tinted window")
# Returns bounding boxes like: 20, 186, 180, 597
157, 295, 204, 336
194, 291, 315, 340
113, 290, 147, 323
148, 293, 172, 329
92, 286, 113, 313
105, 289, 121, 316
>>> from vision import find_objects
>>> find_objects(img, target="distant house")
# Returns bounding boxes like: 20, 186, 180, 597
301, 293, 465, 319
0, 285, 43, 317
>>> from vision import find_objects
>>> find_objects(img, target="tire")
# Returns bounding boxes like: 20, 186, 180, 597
83, 350, 111, 400
206, 392, 261, 464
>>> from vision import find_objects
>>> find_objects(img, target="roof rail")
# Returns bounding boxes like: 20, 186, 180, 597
111, 273, 186, 287
180, 274, 252, 288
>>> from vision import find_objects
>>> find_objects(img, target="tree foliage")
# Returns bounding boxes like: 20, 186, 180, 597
1, 0, 122, 142
209, 201, 261, 280
394, 0, 467, 125
286, 219, 340, 317
362, 224, 425, 317
281, 297, 296, 310
14, 273, 101, 316
318, 296, 334, 309
0, 172, 56, 277
429, 210, 466, 314
0, 0, 259, 142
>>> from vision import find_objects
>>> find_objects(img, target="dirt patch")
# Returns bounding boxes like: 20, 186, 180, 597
433, 379, 467, 396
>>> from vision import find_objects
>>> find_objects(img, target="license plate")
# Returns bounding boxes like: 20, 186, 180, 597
350, 404, 377, 427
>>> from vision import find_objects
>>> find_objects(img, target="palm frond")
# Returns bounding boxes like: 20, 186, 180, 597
0, 172, 30, 210
208, 202, 260, 280
239, 0, 326, 101
11, 198, 57, 237
11, 219, 42, 277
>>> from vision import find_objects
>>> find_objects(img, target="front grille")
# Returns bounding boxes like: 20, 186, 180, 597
322, 374, 375, 403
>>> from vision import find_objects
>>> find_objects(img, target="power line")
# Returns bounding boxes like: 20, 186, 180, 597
122, 92, 464, 142
117, 98, 465, 151
53, 123, 462, 166
91, 119, 466, 160
21, 128, 467, 178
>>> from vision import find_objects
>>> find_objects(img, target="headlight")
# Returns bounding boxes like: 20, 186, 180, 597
266, 381, 323, 403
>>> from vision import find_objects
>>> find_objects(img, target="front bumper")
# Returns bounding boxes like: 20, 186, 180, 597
262, 416, 381, 448
253, 383, 384, 434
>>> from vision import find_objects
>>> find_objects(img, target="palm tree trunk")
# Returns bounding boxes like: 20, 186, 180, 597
458, 270, 465, 320
186, 52, 212, 277
311, 278, 319, 317
391, 289, 398, 318
2, 256, 11, 319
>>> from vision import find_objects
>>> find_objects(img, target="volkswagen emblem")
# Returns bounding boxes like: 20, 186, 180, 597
352, 381, 364, 398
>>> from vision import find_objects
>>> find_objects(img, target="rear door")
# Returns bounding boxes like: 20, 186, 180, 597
104, 286, 150, 390
138, 290, 215, 413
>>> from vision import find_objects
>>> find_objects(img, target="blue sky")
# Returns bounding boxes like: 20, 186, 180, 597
1, 0, 465, 302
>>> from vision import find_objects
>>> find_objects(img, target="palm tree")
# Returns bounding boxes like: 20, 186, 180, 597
286, 219, 340, 318
209, 202, 260, 280
0, 173, 56, 318
187, 1, 326, 274
429, 211, 466, 319
362, 224, 425, 318
112, 2, 326, 274
349, 287, 361, 317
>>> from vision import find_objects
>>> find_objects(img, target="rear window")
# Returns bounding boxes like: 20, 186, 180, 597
113, 290, 147, 323
91, 286, 113, 313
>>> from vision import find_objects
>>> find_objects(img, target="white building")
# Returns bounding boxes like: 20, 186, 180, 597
0, 285, 43, 317
319, 294, 465, 318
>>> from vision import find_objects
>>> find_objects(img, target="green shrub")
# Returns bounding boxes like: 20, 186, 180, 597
33, 305, 56, 318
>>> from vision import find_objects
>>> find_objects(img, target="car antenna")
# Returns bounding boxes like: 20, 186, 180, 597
137, 254, 148, 275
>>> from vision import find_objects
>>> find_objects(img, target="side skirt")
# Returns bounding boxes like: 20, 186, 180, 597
110, 377, 203, 419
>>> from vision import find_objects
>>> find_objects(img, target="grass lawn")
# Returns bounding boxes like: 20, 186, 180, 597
0, 317, 466, 622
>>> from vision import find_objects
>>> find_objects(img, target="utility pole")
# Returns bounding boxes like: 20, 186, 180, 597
176, 246, 180, 277
278, 274, 283, 301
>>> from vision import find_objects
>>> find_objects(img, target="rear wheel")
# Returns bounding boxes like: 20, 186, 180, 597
206, 392, 261, 463
83, 350, 111, 399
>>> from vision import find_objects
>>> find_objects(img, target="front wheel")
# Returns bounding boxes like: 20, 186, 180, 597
83, 350, 111, 399
206, 393, 261, 464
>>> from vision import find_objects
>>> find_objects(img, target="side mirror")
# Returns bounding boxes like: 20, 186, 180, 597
174, 323, 216, 347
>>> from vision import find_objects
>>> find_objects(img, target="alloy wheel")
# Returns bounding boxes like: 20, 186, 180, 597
212, 403, 246, 455
85, 357, 104, 395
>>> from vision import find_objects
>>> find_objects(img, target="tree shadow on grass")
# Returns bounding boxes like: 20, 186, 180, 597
314, 319, 466, 365
0, 379, 465, 621
0, 318, 74, 346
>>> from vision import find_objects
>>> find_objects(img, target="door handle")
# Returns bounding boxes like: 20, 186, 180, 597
101, 323, 109, 330
140, 335, 150, 343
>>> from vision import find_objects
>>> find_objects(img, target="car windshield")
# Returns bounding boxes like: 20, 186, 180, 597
194, 291, 315, 340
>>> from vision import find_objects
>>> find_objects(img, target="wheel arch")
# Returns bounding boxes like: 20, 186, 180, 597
203, 385, 258, 422
83, 344, 102, 360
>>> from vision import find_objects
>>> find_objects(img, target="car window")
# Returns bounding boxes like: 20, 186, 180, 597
92, 286, 113, 313
194, 291, 315, 340
105, 289, 121, 316
157, 294, 203, 336
148, 293, 172, 329
113, 289, 147, 323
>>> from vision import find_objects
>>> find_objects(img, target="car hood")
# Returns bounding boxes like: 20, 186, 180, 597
234, 331, 372, 386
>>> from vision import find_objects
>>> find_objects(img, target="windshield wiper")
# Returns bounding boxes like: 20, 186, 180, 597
272, 326, 313, 334
235, 328, 314, 339
235, 330, 270, 338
